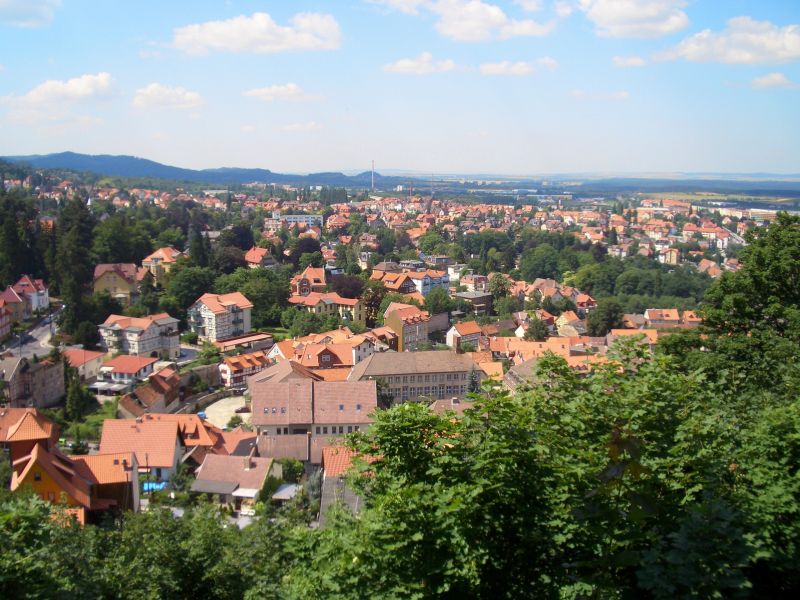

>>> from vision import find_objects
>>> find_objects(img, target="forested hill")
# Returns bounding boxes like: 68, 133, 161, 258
2, 152, 403, 187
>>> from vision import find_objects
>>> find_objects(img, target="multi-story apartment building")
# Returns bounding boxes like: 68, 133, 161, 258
188, 292, 253, 343
383, 302, 430, 352
99, 313, 180, 359
348, 351, 481, 403
0, 356, 65, 408
405, 269, 450, 297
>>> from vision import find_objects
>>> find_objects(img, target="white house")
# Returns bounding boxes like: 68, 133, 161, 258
188, 292, 253, 343
446, 321, 482, 351
11, 275, 50, 313
98, 313, 180, 359
98, 355, 158, 385
406, 269, 450, 297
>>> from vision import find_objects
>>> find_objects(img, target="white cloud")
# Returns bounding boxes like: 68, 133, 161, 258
2, 72, 111, 128
514, 0, 543, 11
480, 61, 535, 76
173, 12, 342, 55
431, 0, 554, 42
751, 72, 797, 90
537, 56, 559, 69
368, 0, 429, 15
613, 55, 647, 67
132, 83, 202, 110
240, 125, 257, 133
660, 17, 800, 64
243, 83, 311, 102
282, 121, 321, 132
579, 0, 688, 38
383, 52, 456, 74
14, 72, 112, 105
555, 1, 574, 18
0, 0, 60, 27
500, 18, 554, 38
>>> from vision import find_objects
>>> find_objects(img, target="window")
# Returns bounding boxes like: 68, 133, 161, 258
34, 471, 41, 482
339, 404, 344, 411
280, 407, 286, 414
276, 428, 282, 435
271, 407, 276, 414
425, 374, 430, 382
316, 427, 321, 434
354, 426, 360, 431
284, 428, 289, 435
339, 426, 344, 434
323, 427, 328, 434
356, 404, 361, 411
348, 426, 353, 433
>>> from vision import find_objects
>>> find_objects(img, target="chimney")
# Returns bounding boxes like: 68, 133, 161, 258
243, 445, 256, 471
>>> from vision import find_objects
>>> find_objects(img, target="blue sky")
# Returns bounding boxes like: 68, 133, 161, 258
0, 1, 798, 174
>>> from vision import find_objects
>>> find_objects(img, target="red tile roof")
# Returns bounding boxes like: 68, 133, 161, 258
195, 453, 273, 490
71, 452, 136, 485
102, 355, 158, 375
322, 445, 377, 477
99, 420, 180, 468
251, 380, 377, 426
0, 408, 56, 443
93, 263, 138, 283
195, 292, 253, 314
453, 321, 481, 336
62, 348, 105, 369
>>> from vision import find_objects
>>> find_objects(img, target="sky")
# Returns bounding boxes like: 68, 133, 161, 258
0, 0, 799, 175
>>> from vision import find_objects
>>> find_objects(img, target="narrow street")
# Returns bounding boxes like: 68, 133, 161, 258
2, 317, 56, 359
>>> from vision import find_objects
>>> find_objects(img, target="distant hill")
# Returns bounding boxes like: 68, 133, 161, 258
2, 152, 399, 187
4, 152, 800, 198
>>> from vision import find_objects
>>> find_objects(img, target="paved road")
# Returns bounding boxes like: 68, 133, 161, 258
2, 317, 56, 359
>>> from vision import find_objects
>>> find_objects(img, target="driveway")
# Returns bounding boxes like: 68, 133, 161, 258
203, 395, 250, 429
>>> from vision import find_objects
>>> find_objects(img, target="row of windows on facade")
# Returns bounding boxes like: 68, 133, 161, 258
397, 385, 466, 399
272, 425, 360, 435
385, 372, 467, 384
263, 403, 363, 414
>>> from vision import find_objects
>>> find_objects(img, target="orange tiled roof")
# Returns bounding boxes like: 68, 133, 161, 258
99, 419, 180, 468
62, 348, 105, 369
102, 355, 158, 374
322, 445, 377, 478
71, 452, 136, 485
195, 292, 253, 314
3, 409, 56, 443
453, 321, 481, 336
